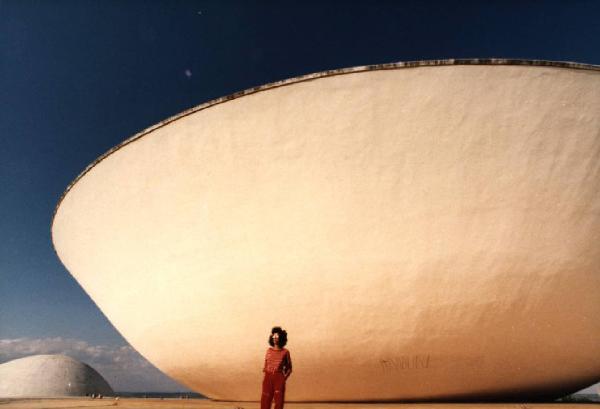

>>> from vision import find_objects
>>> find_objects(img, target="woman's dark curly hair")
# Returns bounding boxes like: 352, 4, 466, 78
268, 326, 288, 347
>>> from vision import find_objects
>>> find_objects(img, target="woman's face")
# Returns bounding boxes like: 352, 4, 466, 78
272, 332, 280, 346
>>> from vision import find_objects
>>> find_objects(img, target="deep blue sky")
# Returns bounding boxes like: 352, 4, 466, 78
1, 0, 599, 392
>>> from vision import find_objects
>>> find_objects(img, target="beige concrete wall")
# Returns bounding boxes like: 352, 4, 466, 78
52, 62, 600, 401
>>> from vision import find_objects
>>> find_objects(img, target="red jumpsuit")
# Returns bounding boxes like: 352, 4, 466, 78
261, 347, 292, 409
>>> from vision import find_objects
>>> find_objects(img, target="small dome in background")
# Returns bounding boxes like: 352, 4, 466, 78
0, 354, 114, 397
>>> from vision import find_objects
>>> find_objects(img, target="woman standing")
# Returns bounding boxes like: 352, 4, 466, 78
261, 327, 292, 409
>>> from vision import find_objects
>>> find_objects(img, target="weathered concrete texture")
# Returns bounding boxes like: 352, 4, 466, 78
0, 355, 114, 397
52, 60, 600, 402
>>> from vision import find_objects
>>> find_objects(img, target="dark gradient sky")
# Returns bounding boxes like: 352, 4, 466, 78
1, 0, 599, 392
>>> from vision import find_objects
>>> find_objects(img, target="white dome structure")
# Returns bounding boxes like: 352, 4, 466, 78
52, 59, 600, 401
0, 355, 114, 397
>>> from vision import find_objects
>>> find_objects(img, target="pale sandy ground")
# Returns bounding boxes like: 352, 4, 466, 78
0, 399, 597, 409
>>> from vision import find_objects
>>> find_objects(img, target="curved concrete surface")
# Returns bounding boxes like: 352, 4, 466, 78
0, 355, 114, 397
52, 60, 600, 401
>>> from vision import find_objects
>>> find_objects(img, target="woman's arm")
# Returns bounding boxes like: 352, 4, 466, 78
263, 350, 268, 373
284, 351, 292, 379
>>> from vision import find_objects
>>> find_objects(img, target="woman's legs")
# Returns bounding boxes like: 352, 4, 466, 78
261, 373, 274, 409
273, 373, 286, 409
261, 372, 286, 409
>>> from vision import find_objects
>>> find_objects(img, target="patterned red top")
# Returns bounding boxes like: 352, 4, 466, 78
263, 347, 292, 376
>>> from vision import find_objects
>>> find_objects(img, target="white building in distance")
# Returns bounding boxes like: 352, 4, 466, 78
0, 355, 114, 397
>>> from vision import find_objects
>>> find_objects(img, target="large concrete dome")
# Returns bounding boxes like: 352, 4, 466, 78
52, 59, 600, 401
0, 355, 114, 397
